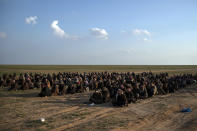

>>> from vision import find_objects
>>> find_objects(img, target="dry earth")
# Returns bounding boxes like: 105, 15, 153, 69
0, 84, 197, 131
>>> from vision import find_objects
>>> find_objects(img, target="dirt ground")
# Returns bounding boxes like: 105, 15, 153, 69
0, 84, 197, 131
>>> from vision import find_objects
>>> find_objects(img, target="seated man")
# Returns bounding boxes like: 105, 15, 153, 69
125, 87, 136, 103
58, 79, 65, 94
39, 83, 51, 97
21, 80, 30, 90
101, 87, 110, 103
156, 81, 166, 95
76, 81, 84, 93
8, 80, 18, 91
112, 89, 128, 107
83, 79, 90, 92
147, 83, 157, 97
139, 84, 148, 99
34, 80, 42, 88
67, 84, 76, 94
51, 84, 59, 96
132, 85, 140, 100
89, 90, 103, 104
61, 85, 68, 95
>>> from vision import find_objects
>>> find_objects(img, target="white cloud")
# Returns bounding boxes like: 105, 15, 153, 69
143, 38, 152, 42
132, 29, 151, 36
0, 32, 6, 39
51, 20, 66, 38
25, 16, 38, 25
90, 28, 108, 39
51, 20, 79, 40
132, 29, 152, 42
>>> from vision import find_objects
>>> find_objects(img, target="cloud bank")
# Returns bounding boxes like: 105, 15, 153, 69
90, 28, 108, 39
25, 16, 38, 25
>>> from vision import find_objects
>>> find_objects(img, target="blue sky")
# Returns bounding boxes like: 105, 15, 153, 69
0, 0, 197, 65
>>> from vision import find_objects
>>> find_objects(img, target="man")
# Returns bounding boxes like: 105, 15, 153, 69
34, 79, 42, 88
89, 90, 103, 104
139, 83, 148, 99
83, 79, 89, 92
8, 80, 18, 91
51, 84, 59, 96
101, 87, 110, 103
58, 78, 65, 94
147, 82, 157, 97
125, 87, 136, 103
132, 83, 140, 100
39, 79, 51, 97
112, 89, 128, 107
156, 80, 166, 95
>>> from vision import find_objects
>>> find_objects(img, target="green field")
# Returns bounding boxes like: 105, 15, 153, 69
0, 65, 197, 74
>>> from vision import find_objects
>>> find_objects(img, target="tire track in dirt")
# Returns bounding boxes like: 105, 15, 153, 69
38, 107, 90, 129
72, 94, 169, 131
53, 103, 144, 131
1, 105, 80, 129
43, 106, 80, 119
111, 88, 197, 131
71, 103, 152, 131
111, 105, 179, 131
51, 107, 115, 131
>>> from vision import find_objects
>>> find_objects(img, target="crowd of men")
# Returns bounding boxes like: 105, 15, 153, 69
89, 72, 197, 107
0, 72, 196, 107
